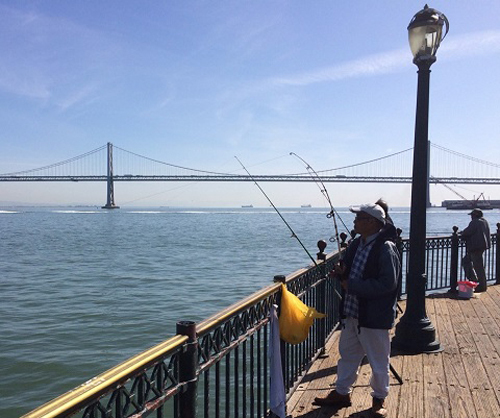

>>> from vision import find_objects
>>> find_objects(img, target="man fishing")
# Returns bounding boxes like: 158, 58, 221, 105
313, 203, 400, 418
460, 208, 491, 292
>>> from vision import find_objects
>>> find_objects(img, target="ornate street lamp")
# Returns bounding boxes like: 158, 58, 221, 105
392, 5, 449, 353
408, 5, 449, 65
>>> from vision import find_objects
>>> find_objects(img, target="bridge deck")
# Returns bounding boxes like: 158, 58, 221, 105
287, 285, 500, 418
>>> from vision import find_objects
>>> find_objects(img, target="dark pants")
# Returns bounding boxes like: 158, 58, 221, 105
462, 250, 487, 291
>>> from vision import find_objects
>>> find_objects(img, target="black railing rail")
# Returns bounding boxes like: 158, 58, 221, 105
22, 250, 342, 418
193, 251, 343, 418
21, 225, 500, 418
21, 334, 188, 418
398, 224, 499, 295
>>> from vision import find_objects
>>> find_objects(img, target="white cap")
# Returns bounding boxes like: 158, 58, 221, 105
350, 203, 386, 224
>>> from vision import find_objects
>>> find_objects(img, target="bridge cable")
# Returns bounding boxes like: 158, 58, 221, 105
0, 145, 107, 176
313, 147, 413, 175
114, 145, 241, 176
431, 143, 500, 168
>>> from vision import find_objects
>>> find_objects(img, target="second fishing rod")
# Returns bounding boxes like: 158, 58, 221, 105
235, 156, 342, 300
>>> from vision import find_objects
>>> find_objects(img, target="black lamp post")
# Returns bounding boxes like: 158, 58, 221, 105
392, 5, 449, 354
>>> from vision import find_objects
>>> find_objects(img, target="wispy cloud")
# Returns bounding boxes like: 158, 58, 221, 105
55, 83, 101, 113
271, 49, 408, 87
212, 28, 500, 147
440, 29, 500, 58
269, 29, 500, 88
0, 62, 51, 99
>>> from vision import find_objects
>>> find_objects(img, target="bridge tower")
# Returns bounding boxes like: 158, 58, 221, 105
102, 142, 120, 209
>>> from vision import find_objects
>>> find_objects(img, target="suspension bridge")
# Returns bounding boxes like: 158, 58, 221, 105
1, 142, 499, 208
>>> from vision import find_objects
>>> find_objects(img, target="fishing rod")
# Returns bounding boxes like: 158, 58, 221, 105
235, 156, 343, 301
290, 152, 350, 253
234, 156, 319, 268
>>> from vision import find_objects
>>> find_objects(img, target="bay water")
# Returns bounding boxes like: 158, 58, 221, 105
1, 206, 498, 417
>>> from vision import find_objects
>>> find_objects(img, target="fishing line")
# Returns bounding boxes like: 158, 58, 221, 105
235, 156, 344, 302
234, 156, 319, 268
290, 152, 350, 250
118, 183, 199, 206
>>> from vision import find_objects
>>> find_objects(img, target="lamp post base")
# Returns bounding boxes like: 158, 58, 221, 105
392, 316, 442, 354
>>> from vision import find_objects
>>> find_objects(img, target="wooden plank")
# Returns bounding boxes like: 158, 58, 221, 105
393, 352, 424, 418
384, 353, 404, 418
431, 295, 476, 418
287, 287, 500, 418
458, 290, 500, 417
385, 317, 405, 418
422, 297, 451, 418
286, 332, 341, 416
476, 288, 500, 409
449, 294, 499, 418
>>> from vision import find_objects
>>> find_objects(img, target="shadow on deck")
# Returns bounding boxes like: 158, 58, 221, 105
287, 284, 500, 418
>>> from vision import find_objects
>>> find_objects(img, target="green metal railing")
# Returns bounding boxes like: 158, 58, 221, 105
22, 225, 500, 418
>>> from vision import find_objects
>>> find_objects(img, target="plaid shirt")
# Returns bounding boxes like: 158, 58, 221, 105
343, 234, 378, 319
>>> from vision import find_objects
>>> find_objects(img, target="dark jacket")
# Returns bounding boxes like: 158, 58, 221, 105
461, 217, 491, 252
340, 230, 400, 329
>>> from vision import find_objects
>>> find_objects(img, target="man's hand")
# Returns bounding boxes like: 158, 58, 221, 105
329, 261, 348, 290
334, 260, 346, 276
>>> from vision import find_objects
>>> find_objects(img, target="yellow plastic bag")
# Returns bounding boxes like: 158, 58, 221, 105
278, 284, 326, 345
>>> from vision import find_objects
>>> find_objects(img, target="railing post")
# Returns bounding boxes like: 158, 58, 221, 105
316, 241, 327, 354
176, 321, 198, 418
273, 275, 287, 417
496, 224, 500, 285
339, 232, 348, 249
350, 229, 356, 244
273, 274, 287, 374
395, 228, 404, 299
449, 226, 459, 292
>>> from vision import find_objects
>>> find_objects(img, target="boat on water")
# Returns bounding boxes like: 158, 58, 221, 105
434, 178, 496, 210
441, 199, 497, 210
301, 204, 312, 208
241, 204, 253, 208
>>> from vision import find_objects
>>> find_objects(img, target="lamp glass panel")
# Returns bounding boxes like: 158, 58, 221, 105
408, 24, 443, 58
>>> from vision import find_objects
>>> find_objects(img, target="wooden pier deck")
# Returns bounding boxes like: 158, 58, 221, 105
287, 284, 500, 418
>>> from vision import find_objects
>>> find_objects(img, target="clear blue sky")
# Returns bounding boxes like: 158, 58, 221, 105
1, 1, 499, 207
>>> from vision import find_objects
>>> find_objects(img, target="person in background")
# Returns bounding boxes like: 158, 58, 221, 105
375, 198, 398, 241
313, 203, 400, 418
375, 198, 403, 300
460, 208, 491, 292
